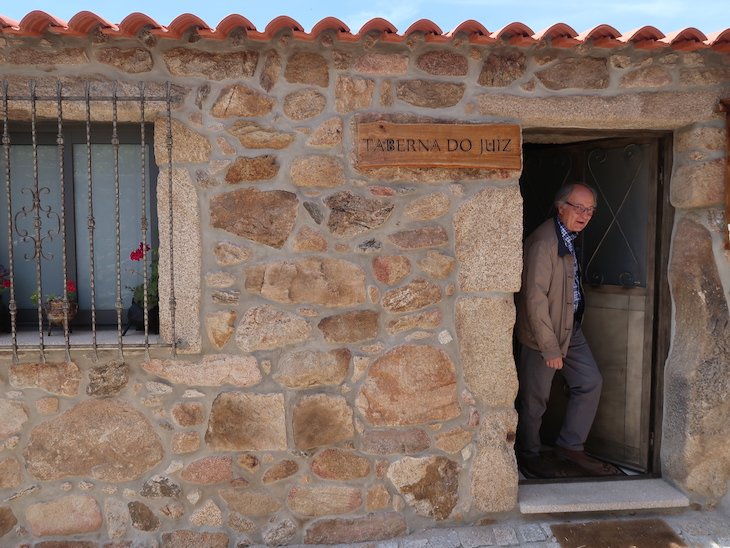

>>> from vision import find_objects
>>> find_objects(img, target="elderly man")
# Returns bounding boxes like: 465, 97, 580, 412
515, 183, 619, 478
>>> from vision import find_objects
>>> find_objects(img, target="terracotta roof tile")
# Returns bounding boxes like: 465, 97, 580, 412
0, 15, 20, 30
10, 10, 67, 36
265, 16, 305, 34
576, 24, 623, 48
534, 23, 580, 47
707, 29, 730, 51
404, 19, 445, 42
619, 26, 668, 49
311, 17, 350, 36
357, 17, 398, 37
66, 11, 117, 35
197, 14, 256, 40
492, 22, 537, 46
448, 19, 492, 42
661, 28, 709, 51
157, 13, 212, 39
115, 12, 163, 37
0, 10, 728, 52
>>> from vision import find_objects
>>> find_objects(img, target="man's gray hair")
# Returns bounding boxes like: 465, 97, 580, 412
554, 183, 597, 207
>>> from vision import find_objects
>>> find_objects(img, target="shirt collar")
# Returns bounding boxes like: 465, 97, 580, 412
553, 216, 575, 257
556, 217, 578, 241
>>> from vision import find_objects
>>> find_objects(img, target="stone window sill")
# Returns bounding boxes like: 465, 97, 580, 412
0, 329, 165, 352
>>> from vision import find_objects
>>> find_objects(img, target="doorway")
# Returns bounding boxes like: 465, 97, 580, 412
519, 133, 673, 474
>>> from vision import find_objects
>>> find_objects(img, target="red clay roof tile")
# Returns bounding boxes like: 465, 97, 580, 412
449, 20, 496, 44
404, 19, 443, 36
492, 22, 537, 46
405, 19, 449, 43
357, 17, 398, 36
115, 12, 163, 37
12, 10, 67, 36
265, 15, 305, 35
0, 10, 728, 52
311, 17, 350, 36
661, 28, 709, 51
707, 29, 730, 52
0, 15, 20, 30
448, 19, 488, 36
535, 23, 580, 48
66, 11, 117, 35
156, 13, 211, 39
619, 26, 668, 49
195, 14, 256, 40
576, 24, 623, 48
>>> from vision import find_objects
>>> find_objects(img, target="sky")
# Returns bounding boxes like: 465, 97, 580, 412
0, 0, 727, 36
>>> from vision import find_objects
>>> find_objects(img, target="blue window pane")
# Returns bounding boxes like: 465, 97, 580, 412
72, 144, 152, 311
1, 145, 64, 308
1, 141, 154, 320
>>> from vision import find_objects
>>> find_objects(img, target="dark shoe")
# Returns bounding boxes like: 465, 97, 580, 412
554, 447, 623, 476
518, 452, 585, 479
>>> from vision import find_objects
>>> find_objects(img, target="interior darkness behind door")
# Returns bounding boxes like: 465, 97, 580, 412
520, 138, 659, 472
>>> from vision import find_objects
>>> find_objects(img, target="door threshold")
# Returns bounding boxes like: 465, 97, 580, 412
518, 478, 689, 514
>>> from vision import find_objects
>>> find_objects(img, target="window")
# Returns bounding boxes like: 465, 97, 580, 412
1, 123, 157, 329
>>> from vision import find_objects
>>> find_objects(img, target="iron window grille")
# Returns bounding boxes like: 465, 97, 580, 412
1, 80, 178, 362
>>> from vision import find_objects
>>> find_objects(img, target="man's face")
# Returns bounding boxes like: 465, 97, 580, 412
557, 185, 596, 233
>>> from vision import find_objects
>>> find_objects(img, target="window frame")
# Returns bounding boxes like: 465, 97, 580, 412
2, 121, 159, 328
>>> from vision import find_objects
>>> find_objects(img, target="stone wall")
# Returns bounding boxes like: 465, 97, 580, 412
1, 26, 729, 544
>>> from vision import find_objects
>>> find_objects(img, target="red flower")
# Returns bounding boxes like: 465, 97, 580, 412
130, 242, 151, 262
66, 280, 76, 293
2, 279, 10, 288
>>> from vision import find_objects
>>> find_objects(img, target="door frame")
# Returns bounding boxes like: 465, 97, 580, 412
519, 129, 675, 477
648, 133, 675, 475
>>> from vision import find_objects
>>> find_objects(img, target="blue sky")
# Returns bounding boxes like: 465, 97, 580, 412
1, 0, 727, 36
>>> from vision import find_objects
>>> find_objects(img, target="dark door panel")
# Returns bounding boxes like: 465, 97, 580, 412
520, 137, 660, 472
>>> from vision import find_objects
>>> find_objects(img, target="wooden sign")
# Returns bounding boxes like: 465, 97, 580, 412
356, 122, 521, 170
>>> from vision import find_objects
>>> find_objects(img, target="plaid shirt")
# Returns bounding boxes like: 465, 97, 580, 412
557, 218, 581, 313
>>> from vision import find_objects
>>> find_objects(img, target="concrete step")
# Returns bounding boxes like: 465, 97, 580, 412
519, 478, 690, 514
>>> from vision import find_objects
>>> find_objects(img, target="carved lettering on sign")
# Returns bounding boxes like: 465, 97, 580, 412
356, 122, 521, 170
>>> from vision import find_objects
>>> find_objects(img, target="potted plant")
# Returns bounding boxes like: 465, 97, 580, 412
30, 279, 78, 335
125, 242, 159, 334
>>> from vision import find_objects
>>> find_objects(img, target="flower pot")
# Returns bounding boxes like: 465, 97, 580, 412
124, 301, 159, 335
42, 300, 78, 336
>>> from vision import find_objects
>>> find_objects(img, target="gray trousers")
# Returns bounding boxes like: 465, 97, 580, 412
516, 323, 602, 457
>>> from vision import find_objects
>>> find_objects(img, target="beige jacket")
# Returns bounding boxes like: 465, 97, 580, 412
515, 217, 576, 361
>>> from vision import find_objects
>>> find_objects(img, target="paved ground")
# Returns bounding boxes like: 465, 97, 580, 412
268, 507, 730, 547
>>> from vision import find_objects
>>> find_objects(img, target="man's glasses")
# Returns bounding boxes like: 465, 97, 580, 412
565, 201, 596, 216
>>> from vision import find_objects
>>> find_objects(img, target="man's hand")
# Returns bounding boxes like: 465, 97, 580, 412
545, 357, 563, 370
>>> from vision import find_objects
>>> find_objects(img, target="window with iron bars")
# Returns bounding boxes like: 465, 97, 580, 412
1, 81, 176, 361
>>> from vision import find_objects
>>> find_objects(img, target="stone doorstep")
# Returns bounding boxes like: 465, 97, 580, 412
518, 478, 690, 514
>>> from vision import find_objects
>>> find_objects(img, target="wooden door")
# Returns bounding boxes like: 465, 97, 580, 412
519, 137, 663, 472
